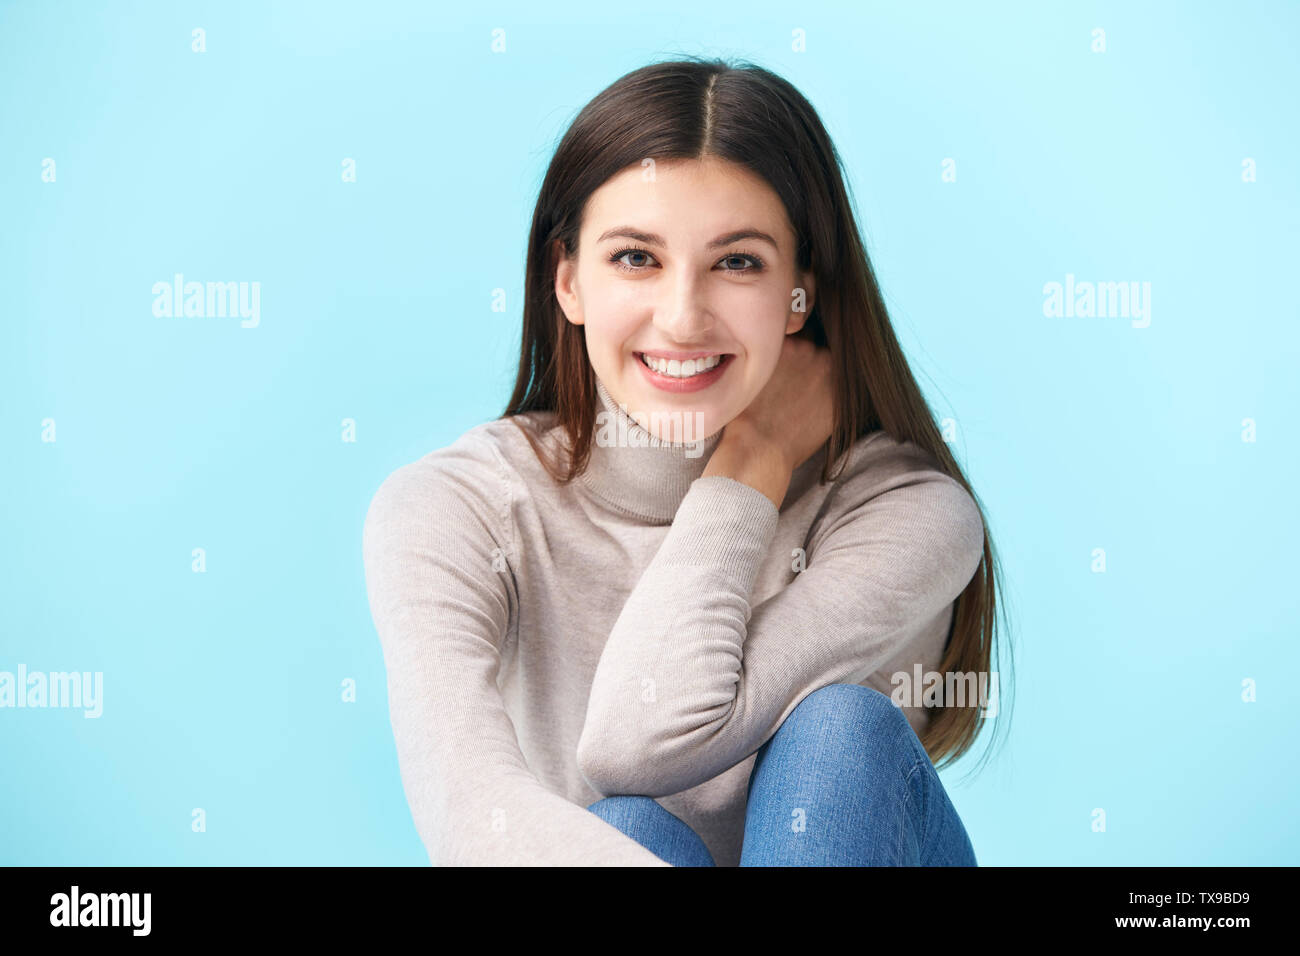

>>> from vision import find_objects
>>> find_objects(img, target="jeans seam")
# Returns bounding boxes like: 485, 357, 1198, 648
901, 756, 928, 861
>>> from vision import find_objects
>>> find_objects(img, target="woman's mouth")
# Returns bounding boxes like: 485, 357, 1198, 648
634, 351, 733, 393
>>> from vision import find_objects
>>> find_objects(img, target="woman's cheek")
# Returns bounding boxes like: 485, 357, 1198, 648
608, 285, 653, 320
588, 278, 647, 321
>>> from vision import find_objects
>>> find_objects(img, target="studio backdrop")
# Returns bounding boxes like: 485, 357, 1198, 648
2, 0, 1297, 865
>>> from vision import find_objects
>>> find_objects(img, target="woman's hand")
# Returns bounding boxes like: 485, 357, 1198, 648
728, 333, 835, 471
702, 334, 835, 508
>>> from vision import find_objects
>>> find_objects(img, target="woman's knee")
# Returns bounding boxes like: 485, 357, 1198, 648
759, 682, 921, 770
748, 683, 921, 802
790, 682, 912, 735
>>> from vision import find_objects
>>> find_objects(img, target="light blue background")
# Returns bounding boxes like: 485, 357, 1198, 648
2, 0, 1296, 865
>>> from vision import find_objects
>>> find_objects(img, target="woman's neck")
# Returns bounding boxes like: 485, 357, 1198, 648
576, 375, 725, 523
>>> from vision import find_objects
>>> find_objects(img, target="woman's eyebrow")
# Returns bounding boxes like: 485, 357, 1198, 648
595, 226, 779, 250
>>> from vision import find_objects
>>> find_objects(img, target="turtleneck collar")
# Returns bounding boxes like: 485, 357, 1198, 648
577, 375, 725, 523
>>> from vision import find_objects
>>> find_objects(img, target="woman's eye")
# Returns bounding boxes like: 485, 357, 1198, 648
619, 250, 653, 268
609, 248, 764, 273
719, 254, 759, 272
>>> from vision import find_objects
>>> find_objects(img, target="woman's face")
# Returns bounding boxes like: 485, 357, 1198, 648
554, 156, 815, 443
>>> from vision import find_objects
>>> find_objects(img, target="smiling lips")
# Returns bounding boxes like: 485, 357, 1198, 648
638, 352, 723, 377
635, 351, 733, 392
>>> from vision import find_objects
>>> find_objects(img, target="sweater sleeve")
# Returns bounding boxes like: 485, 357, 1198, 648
576, 433, 986, 798
363, 447, 670, 866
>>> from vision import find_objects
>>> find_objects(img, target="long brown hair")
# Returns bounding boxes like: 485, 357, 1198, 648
502, 55, 1013, 774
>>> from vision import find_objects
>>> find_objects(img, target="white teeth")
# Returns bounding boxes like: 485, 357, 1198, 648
640, 353, 723, 377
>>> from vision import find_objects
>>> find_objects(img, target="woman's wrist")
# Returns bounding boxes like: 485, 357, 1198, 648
702, 422, 792, 509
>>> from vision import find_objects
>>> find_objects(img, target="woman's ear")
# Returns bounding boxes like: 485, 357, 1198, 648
553, 241, 584, 326
785, 270, 816, 334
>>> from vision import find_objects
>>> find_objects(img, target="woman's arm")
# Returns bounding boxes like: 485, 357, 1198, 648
576, 431, 986, 798
364, 452, 669, 866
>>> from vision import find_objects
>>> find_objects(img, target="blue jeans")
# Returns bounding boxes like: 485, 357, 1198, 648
586, 683, 978, 866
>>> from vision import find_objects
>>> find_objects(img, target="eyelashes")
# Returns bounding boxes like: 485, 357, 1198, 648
607, 245, 766, 274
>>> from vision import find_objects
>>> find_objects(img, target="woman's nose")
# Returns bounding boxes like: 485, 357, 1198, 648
652, 271, 714, 341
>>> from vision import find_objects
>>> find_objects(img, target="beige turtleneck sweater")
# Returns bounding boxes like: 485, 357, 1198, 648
362, 376, 986, 866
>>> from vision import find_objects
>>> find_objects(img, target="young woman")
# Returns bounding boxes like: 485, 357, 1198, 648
363, 57, 1010, 867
